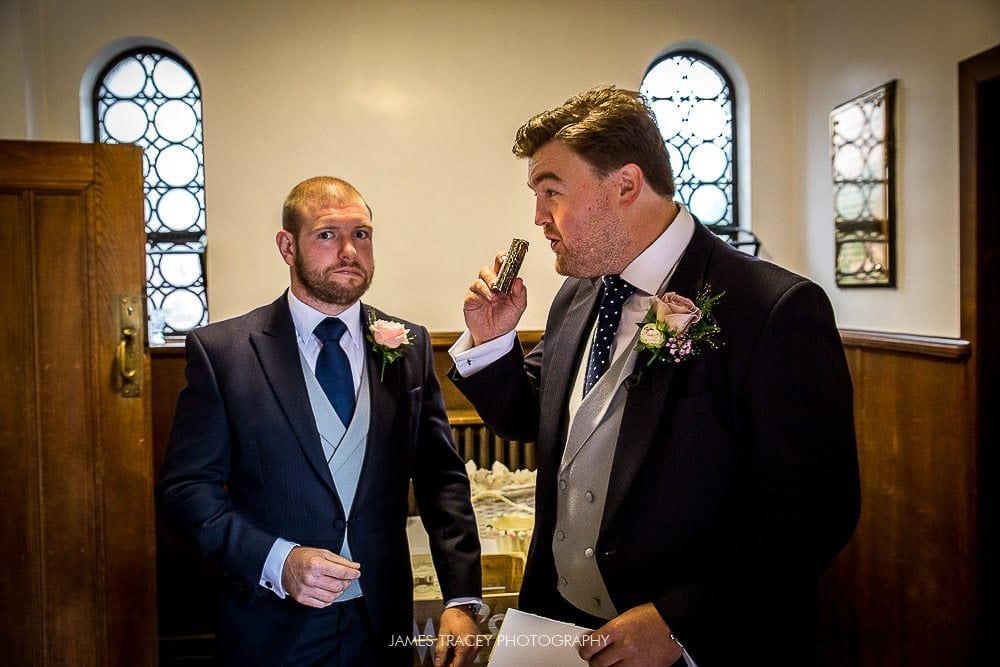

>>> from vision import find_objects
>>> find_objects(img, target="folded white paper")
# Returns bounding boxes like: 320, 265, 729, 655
487, 607, 699, 667
487, 608, 592, 666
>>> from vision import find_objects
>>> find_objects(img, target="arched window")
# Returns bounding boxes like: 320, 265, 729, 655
641, 50, 758, 254
93, 48, 207, 341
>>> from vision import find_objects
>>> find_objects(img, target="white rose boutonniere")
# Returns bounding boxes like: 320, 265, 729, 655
639, 323, 667, 348
367, 312, 413, 381
634, 286, 724, 365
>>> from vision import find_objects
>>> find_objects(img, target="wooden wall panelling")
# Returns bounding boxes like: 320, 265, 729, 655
818, 332, 975, 666
152, 345, 218, 664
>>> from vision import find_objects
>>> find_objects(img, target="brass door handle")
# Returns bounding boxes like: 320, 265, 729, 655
117, 326, 138, 380
116, 295, 142, 397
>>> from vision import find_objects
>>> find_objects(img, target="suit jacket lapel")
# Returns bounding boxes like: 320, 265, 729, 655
538, 280, 601, 473
351, 304, 398, 516
601, 223, 717, 532
250, 295, 337, 494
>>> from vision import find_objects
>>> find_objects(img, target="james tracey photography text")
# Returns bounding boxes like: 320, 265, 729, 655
388, 633, 610, 648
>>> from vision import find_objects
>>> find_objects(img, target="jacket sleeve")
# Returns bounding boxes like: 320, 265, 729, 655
410, 326, 483, 602
154, 330, 278, 593
448, 336, 544, 444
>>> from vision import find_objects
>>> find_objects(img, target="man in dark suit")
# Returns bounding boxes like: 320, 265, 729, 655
449, 88, 860, 665
157, 176, 482, 666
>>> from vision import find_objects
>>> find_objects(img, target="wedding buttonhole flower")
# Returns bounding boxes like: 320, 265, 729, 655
367, 313, 413, 380
634, 286, 724, 365
639, 323, 667, 348
372, 320, 409, 349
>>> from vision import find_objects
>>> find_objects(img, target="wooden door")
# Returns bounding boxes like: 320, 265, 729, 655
960, 43, 1000, 665
0, 140, 156, 665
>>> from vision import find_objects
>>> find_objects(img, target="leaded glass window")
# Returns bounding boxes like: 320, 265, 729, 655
830, 81, 896, 287
94, 48, 207, 341
641, 51, 757, 254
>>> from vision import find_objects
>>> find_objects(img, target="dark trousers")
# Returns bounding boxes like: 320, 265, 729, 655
281, 598, 376, 666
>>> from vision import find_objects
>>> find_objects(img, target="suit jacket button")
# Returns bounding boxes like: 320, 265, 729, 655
333, 518, 346, 530
555, 530, 566, 541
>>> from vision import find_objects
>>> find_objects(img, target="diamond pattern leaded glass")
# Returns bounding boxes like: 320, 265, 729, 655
830, 81, 896, 287
641, 52, 757, 254
94, 49, 208, 341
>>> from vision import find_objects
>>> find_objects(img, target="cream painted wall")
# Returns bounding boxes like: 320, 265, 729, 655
1, 0, 29, 138
792, 0, 999, 337
3, 0, 795, 331
4, 0, 997, 335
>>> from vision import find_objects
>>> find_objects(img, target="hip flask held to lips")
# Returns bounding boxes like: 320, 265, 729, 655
491, 238, 529, 294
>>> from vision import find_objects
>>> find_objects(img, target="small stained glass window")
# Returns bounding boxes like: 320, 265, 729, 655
94, 48, 208, 341
830, 81, 897, 287
641, 51, 757, 254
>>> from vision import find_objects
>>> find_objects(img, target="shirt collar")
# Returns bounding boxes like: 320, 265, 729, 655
619, 203, 696, 296
286, 289, 364, 349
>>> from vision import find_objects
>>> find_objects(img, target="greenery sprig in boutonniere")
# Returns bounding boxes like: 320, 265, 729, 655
366, 311, 414, 381
634, 286, 724, 365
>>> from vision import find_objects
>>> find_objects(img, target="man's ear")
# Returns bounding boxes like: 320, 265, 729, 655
616, 163, 644, 207
276, 229, 295, 267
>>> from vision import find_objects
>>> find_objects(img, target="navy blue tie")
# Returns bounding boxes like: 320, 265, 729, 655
314, 317, 356, 425
584, 275, 637, 396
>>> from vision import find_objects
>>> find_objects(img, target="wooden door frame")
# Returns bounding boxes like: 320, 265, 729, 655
959, 43, 1000, 665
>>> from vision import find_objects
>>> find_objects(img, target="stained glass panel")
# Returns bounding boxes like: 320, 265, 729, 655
642, 51, 757, 254
95, 49, 208, 341
830, 81, 896, 287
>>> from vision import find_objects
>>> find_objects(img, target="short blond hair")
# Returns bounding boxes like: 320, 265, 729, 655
281, 176, 371, 234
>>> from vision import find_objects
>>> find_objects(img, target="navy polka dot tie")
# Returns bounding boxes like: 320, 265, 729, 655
584, 275, 636, 397
314, 317, 356, 425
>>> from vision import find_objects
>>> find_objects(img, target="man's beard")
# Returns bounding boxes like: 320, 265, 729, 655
294, 254, 373, 307
549, 212, 630, 278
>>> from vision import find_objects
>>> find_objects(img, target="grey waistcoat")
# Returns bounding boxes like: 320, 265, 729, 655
552, 328, 641, 620
300, 350, 371, 602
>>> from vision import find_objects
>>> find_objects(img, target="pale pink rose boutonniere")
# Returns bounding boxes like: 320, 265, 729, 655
634, 286, 724, 365
367, 313, 414, 381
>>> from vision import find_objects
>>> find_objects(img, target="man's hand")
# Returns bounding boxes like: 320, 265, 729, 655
433, 606, 481, 667
281, 546, 361, 608
579, 603, 684, 667
463, 252, 528, 346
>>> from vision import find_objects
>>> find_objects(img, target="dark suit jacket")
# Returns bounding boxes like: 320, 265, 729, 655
451, 222, 860, 665
156, 294, 481, 665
